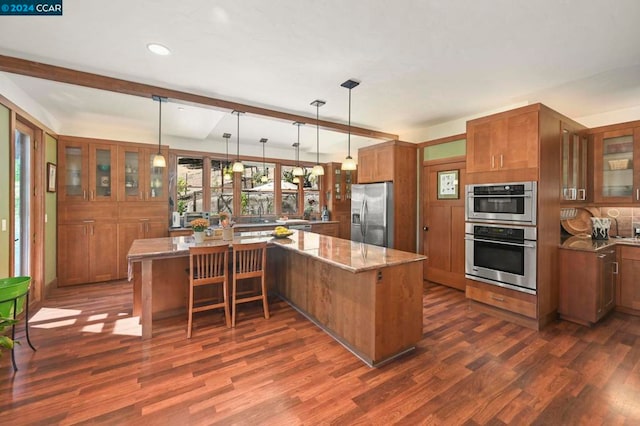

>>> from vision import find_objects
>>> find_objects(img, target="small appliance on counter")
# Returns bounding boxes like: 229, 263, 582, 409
183, 212, 210, 228
171, 212, 182, 228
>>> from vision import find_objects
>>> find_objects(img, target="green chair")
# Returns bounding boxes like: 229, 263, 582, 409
0, 276, 36, 372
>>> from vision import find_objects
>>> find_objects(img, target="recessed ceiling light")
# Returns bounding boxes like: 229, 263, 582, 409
147, 43, 171, 56
177, 106, 185, 111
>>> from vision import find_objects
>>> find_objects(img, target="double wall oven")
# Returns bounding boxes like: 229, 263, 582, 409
464, 181, 537, 294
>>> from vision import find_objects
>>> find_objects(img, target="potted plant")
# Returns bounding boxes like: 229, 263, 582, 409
190, 218, 209, 243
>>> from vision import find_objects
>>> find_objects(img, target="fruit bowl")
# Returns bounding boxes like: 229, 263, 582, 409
272, 231, 294, 239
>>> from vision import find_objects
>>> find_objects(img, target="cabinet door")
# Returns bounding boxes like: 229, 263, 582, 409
467, 111, 538, 174
619, 247, 640, 310
89, 222, 118, 282
89, 144, 117, 202
118, 145, 144, 201
58, 224, 90, 285
145, 220, 169, 238
358, 145, 393, 183
597, 249, 616, 320
593, 128, 639, 203
561, 126, 590, 202
466, 121, 494, 173
58, 140, 89, 202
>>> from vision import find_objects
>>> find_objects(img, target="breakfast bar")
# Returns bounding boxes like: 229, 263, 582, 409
128, 231, 426, 366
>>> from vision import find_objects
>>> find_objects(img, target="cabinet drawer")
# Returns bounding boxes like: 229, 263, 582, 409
466, 283, 537, 318
621, 246, 640, 261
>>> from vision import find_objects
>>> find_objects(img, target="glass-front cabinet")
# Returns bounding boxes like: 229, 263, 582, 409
561, 124, 590, 203
593, 127, 640, 203
59, 139, 116, 202
118, 146, 168, 202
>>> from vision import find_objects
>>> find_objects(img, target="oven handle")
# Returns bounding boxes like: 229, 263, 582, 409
464, 235, 536, 249
468, 194, 533, 198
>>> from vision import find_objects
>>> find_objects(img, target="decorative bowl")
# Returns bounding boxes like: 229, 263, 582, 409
272, 231, 294, 239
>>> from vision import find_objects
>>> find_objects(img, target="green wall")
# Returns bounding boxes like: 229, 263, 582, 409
424, 138, 466, 161
0, 104, 9, 278
45, 133, 57, 290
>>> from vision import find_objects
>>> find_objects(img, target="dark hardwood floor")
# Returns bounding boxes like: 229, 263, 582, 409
2, 281, 640, 425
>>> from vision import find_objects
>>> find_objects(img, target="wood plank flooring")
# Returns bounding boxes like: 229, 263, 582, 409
2, 281, 640, 424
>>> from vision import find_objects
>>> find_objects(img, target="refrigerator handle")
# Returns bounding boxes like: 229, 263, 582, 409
361, 199, 368, 239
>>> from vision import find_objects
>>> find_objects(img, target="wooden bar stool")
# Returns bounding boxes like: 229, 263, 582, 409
187, 244, 230, 338
231, 241, 269, 327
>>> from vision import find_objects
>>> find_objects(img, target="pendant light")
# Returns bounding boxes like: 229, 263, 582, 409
310, 99, 326, 176
340, 79, 360, 171
231, 111, 245, 172
222, 132, 232, 181
151, 95, 167, 168
291, 141, 301, 184
292, 121, 305, 177
260, 138, 269, 183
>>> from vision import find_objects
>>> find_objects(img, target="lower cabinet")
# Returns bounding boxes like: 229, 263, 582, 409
466, 280, 537, 320
618, 246, 640, 312
558, 248, 617, 326
310, 222, 340, 237
58, 221, 118, 286
117, 220, 167, 279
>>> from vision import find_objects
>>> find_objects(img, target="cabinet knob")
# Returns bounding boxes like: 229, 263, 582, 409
423, 226, 429, 231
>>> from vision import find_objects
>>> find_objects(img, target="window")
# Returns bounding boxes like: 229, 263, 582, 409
281, 165, 299, 215
303, 171, 320, 219
210, 158, 233, 215
240, 161, 275, 216
177, 157, 203, 213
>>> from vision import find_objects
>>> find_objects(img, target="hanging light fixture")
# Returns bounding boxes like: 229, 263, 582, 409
310, 99, 326, 176
151, 95, 167, 168
259, 138, 269, 183
340, 79, 360, 171
291, 141, 301, 184
231, 111, 245, 172
292, 121, 305, 177
222, 132, 232, 181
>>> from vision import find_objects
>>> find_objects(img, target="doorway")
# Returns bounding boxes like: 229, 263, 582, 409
13, 121, 34, 277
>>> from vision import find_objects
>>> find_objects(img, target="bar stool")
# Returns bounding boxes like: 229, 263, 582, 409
187, 245, 230, 338
0, 276, 36, 372
231, 241, 269, 327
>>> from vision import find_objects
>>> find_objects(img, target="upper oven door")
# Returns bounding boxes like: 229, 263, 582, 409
465, 182, 536, 225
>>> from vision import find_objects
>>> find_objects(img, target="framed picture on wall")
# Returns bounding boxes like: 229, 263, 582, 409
437, 169, 458, 199
47, 162, 57, 193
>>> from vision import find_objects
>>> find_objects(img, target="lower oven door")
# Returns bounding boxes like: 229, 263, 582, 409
465, 235, 537, 294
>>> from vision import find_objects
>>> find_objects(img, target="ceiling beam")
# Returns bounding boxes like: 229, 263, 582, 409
0, 54, 399, 141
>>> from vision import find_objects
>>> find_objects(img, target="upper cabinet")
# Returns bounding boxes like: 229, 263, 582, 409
592, 126, 640, 203
59, 137, 168, 203
561, 122, 591, 203
58, 137, 116, 202
466, 109, 539, 177
357, 141, 417, 253
118, 145, 169, 202
357, 144, 394, 183
324, 162, 357, 239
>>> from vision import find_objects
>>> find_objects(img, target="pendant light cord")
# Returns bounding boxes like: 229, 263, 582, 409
236, 113, 240, 160
157, 98, 162, 154
347, 88, 351, 158
316, 104, 320, 164
297, 124, 300, 166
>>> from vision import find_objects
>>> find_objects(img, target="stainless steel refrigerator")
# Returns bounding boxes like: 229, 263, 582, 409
350, 182, 394, 248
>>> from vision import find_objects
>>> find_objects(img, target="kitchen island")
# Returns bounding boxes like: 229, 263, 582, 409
127, 231, 425, 366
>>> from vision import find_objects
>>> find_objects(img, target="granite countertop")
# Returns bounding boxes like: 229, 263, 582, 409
128, 230, 425, 274
560, 235, 640, 252
169, 220, 339, 232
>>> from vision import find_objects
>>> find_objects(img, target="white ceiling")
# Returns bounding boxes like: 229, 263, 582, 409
1, 0, 640, 162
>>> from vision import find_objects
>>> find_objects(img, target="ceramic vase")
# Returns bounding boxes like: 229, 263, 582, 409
193, 231, 205, 243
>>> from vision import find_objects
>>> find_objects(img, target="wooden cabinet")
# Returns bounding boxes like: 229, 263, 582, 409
592, 126, 640, 203
357, 141, 417, 253
466, 280, 537, 324
558, 248, 617, 326
357, 144, 394, 183
58, 221, 118, 286
618, 246, 640, 312
58, 137, 117, 202
324, 162, 356, 239
466, 109, 539, 178
561, 123, 591, 203
117, 203, 168, 278
118, 145, 168, 202
309, 222, 339, 237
